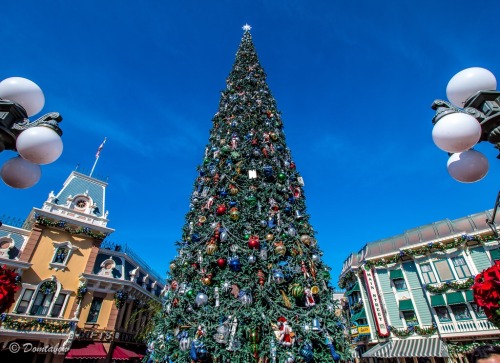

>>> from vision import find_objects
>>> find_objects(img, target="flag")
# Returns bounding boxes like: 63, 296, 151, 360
96, 138, 107, 158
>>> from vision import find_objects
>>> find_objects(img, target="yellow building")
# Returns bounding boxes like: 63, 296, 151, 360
0, 171, 164, 363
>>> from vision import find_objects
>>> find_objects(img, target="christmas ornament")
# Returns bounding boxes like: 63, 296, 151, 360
300, 235, 311, 246
304, 287, 316, 307
229, 207, 240, 221
311, 254, 320, 263
259, 220, 267, 228
229, 256, 241, 272
311, 318, 321, 331
246, 194, 257, 205
216, 204, 227, 215
206, 243, 218, 255
325, 336, 341, 362
274, 241, 286, 256
201, 274, 213, 286
277, 172, 286, 181
248, 255, 257, 264
177, 331, 191, 351
190, 340, 209, 362
257, 270, 265, 286
274, 317, 295, 347
248, 235, 260, 249
214, 322, 229, 344
195, 292, 209, 306
217, 258, 227, 269
266, 233, 274, 241
238, 289, 253, 305
272, 269, 285, 284
300, 342, 314, 363
289, 284, 304, 298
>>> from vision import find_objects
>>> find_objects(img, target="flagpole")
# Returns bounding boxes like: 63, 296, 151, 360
90, 137, 106, 178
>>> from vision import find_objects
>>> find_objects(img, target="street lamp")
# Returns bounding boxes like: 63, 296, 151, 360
431, 67, 499, 183
0, 77, 63, 188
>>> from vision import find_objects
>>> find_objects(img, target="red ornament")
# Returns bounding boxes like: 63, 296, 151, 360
217, 258, 227, 269
248, 235, 260, 250
216, 204, 227, 216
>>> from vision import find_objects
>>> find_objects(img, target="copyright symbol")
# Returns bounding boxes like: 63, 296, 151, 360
9, 342, 20, 353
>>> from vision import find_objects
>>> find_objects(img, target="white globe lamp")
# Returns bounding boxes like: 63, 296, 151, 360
0, 156, 41, 189
447, 149, 489, 183
16, 126, 63, 165
0, 77, 45, 117
446, 67, 497, 108
432, 112, 481, 153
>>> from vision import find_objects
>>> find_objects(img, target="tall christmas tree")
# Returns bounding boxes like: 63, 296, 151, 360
148, 25, 350, 363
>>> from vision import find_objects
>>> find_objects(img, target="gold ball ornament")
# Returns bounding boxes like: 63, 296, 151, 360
266, 233, 274, 241
206, 243, 218, 255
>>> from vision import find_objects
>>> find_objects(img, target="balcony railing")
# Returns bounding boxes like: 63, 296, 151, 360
438, 318, 497, 334
0, 313, 75, 334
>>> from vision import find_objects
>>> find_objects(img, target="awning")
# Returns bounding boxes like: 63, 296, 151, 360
351, 308, 366, 322
65, 342, 107, 359
346, 282, 360, 296
112, 345, 144, 360
363, 338, 449, 358
399, 299, 414, 311
465, 289, 474, 302
446, 291, 465, 305
430, 294, 446, 307
490, 248, 500, 262
390, 269, 404, 279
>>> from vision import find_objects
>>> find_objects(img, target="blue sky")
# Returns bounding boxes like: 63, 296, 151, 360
1, 0, 500, 284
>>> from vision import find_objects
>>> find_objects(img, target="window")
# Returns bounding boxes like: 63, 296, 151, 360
470, 303, 487, 318
50, 293, 67, 317
53, 247, 68, 264
16, 289, 35, 313
402, 311, 418, 326
450, 304, 471, 320
452, 256, 472, 278
30, 291, 54, 316
434, 260, 454, 281
393, 278, 407, 291
420, 263, 437, 284
435, 307, 451, 322
87, 297, 103, 323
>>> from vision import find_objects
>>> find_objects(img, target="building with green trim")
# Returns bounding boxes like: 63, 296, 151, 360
339, 210, 500, 363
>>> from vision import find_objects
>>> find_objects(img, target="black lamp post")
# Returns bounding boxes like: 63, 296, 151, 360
0, 77, 63, 188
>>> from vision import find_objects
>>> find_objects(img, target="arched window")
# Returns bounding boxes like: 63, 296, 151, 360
50, 241, 78, 270
30, 280, 57, 316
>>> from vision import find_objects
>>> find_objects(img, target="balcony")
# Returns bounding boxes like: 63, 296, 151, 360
0, 313, 75, 338
438, 318, 498, 336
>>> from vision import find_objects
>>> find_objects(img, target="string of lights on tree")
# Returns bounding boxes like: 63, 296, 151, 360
146, 25, 349, 363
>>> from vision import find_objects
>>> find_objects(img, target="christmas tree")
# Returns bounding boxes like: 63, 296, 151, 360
147, 25, 350, 363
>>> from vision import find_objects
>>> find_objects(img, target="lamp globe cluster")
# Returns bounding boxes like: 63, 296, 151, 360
0, 77, 63, 188
432, 67, 497, 183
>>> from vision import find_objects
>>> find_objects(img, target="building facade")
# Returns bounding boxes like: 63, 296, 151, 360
0, 171, 164, 363
339, 210, 500, 363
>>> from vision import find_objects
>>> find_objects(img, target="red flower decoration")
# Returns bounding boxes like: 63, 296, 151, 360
473, 261, 500, 328
0, 265, 21, 314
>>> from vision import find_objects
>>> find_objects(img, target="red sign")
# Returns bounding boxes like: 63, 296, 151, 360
363, 268, 389, 337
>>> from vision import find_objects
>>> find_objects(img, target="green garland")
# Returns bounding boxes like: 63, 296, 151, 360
35, 215, 108, 240
388, 326, 412, 338
426, 278, 474, 293
413, 325, 436, 335
76, 285, 87, 303
364, 234, 498, 269
114, 290, 128, 308
338, 271, 355, 289
0, 314, 73, 333
39, 280, 57, 295
448, 341, 500, 356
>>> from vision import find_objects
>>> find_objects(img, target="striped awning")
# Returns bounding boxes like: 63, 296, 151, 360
363, 338, 449, 358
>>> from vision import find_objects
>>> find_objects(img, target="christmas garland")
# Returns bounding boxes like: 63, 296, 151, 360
472, 261, 500, 328
338, 271, 355, 289
35, 215, 108, 240
0, 313, 74, 332
413, 325, 437, 335
448, 341, 500, 356
364, 234, 498, 269
76, 285, 87, 303
114, 290, 128, 308
425, 278, 474, 293
388, 325, 412, 338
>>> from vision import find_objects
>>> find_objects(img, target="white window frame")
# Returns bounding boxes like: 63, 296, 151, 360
13, 283, 37, 314
49, 241, 78, 271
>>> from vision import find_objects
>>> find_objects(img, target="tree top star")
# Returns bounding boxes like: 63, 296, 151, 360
242, 24, 252, 32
